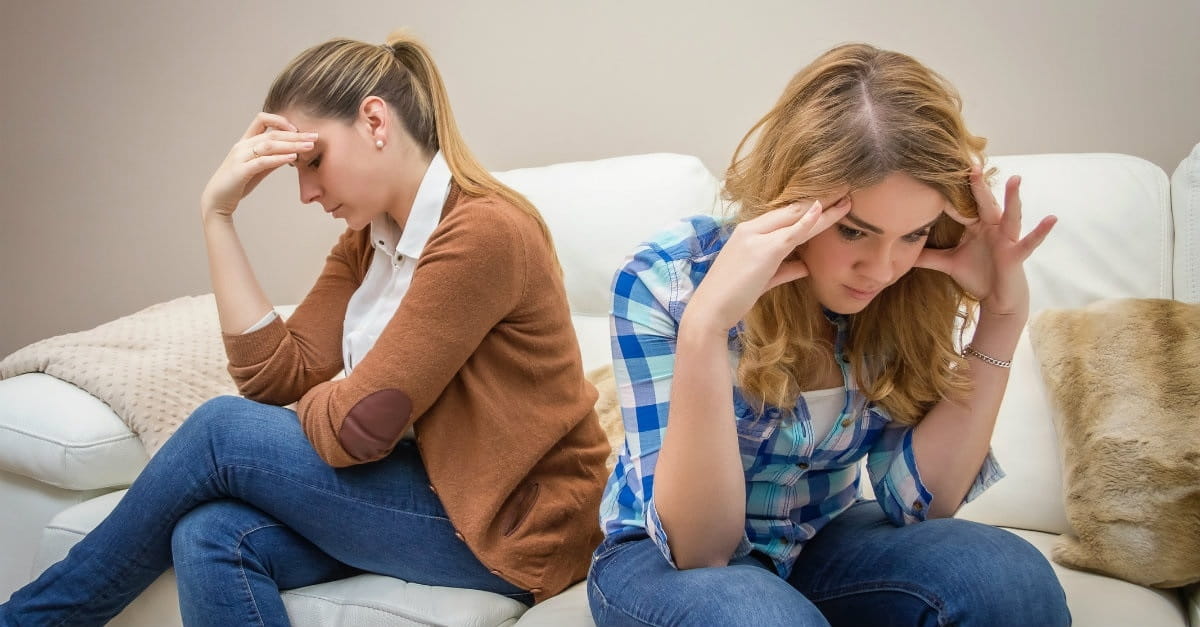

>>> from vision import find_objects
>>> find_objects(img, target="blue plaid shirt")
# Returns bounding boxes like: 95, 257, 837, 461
600, 215, 1004, 577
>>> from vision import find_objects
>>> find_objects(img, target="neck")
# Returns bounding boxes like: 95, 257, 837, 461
386, 150, 435, 229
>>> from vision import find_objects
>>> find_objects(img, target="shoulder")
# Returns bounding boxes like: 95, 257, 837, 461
428, 191, 536, 262
617, 215, 731, 288
613, 214, 730, 317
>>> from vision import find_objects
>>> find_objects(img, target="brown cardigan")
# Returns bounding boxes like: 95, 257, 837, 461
221, 184, 608, 600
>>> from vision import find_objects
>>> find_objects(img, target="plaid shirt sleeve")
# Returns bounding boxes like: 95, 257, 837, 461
866, 422, 1005, 525
608, 224, 754, 568
610, 240, 684, 566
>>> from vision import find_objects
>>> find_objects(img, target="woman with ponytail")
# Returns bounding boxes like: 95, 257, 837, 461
588, 44, 1071, 626
1, 33, 608, 624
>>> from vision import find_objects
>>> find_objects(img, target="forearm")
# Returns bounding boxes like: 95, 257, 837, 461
203, 214, 274, 335
653, 317, 747, 568
913, 310, 1024, 517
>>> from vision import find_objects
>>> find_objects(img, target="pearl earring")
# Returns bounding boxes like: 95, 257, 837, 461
375, 139, 385, 149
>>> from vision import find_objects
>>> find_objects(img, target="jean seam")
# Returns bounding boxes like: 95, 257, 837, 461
224, 463, 452, 522
235, 522, 283, 627
54, 468, 225, 626
806, 580, 946, 623
588, 578, 666, 627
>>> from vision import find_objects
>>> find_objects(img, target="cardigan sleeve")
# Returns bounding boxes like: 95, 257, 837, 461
221, 228, 364, 405
296, 198, 528, 467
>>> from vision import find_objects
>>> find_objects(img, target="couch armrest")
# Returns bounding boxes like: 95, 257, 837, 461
0, 374, 147, 490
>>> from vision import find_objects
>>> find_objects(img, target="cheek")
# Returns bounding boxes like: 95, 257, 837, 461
798, 235, 848, 275
894, 244, 925, 272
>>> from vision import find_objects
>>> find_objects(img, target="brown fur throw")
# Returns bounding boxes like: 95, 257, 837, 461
1030, 298, 1200, 588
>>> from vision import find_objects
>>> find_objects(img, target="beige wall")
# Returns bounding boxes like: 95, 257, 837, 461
2, 0, 1198, 356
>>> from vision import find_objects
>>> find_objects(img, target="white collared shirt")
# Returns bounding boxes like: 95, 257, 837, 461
341, 151, 451, 374
244, 151, 452, 377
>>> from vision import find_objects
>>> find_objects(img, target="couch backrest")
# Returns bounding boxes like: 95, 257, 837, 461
1173, 142, 1200, 303
495, 153, 723, 317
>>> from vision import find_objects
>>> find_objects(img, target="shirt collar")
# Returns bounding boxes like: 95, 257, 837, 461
368, 150, 452, 260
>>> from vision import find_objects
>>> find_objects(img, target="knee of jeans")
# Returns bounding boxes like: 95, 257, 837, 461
939, 523, 1071, 625
179, 396, 274, 443
171, 501, 253, 563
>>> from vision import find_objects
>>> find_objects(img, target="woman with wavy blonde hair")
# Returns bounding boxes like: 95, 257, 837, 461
589, 44, 1070, 626
2, 32, 608, 624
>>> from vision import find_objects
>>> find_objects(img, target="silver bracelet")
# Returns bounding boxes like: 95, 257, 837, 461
962, 344, 1012, 369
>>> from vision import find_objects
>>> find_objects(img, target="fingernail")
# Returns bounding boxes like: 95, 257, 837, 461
300, 141, 314, 149
305, 133, 318, 140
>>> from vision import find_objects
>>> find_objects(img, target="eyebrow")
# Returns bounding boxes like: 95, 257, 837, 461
843, 212, 940, 236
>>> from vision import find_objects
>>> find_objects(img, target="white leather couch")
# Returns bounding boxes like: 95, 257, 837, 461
2, 148, 1199, 626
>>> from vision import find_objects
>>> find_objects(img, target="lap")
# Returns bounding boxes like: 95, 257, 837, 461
587, 533, 828, 627
788, 500, 1070, 627
165, 396, 528, 598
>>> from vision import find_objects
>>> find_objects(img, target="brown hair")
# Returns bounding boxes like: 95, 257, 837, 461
262, 31, 557, 262
724, 43, 988, 425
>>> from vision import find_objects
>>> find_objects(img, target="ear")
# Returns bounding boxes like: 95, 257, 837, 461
359, 96, 389, 144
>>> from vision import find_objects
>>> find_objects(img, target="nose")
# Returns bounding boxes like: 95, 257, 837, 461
854, 241, 896, 286
298, 170, 321, 205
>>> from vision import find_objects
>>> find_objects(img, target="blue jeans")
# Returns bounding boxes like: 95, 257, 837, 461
1, 396, 530, 626
588, 500, 1071, 626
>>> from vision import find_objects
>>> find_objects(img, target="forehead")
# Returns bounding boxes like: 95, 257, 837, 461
847, 172, 947, 232
279, 109, 349, 135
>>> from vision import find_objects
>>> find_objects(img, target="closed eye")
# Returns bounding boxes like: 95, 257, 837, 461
836, 224, 866, 241
308, 155, 322, 169
902, 229, 930, 243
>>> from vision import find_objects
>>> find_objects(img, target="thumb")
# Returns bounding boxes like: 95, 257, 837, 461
766, 259, 809, 291
913, 248, 955, 276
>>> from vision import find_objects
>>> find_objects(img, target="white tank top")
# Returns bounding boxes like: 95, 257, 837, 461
801, 386, 846, 443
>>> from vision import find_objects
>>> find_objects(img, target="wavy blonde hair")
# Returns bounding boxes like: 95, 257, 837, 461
262, 31, 557, 265
725, 43, 988, 425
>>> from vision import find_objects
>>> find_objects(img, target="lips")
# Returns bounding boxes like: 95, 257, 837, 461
325, 204, 342, 216
844, 285, 880, 300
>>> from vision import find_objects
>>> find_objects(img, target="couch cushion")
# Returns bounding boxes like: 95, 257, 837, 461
39, 491, 528, 627
496, 153, 722, 317
1005, 528, 1188, 627
0, 374, 146, 490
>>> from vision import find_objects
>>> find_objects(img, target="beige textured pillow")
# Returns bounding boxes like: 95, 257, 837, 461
586, 364, 624, 472
1030, 298, 1200, 588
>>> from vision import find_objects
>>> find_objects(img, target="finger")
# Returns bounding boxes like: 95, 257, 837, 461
1014, 215, 1057, 260
999, 176, 1023, 239
261, 129, 320, 143
969, 165, 1003, 225
246, 139, 315, 161
772, 200, 826, 250
807, 196, 853, 236
913, 247, 954, 275
742, 200, 819, 235
242, 112, 299, 139
243, 152, 297, 177
943, 201, 980, 226
765, 259, 809, 290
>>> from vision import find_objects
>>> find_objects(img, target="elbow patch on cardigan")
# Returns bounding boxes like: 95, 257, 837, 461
338, 389, 414, 461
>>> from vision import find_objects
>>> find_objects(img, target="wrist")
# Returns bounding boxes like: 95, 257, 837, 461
201, 209, 235, 230
678, 309, 732, 346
